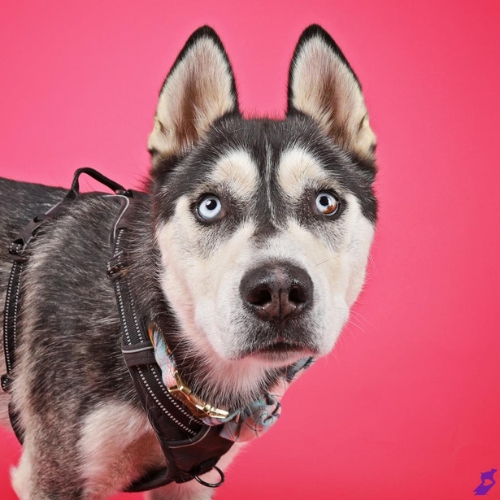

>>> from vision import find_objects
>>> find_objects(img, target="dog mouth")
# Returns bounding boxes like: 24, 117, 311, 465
254, 340, 304, 354
242, 335, 317, 362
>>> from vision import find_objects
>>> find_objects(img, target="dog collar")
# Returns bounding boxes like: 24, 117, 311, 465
149, 323, 315, 442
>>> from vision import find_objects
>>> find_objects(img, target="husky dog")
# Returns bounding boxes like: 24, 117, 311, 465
0, 24, 377, 499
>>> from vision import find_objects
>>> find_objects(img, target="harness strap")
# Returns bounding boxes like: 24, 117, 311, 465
1, 168, 233, 493
1, 167, 125, 444
107, 196, 233, 491
2, 168, 127, 444
2, 243, 27, 443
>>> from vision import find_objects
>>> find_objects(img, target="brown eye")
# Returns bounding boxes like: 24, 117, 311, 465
315, 192, 339, 216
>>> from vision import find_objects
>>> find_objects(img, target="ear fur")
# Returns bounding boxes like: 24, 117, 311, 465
287, 25, 376, 161
148, 26, 239, 165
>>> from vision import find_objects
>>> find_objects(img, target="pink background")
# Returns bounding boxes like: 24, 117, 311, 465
1, 1, 499, 499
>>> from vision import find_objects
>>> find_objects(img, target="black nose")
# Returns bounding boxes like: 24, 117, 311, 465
240, 263, 313, 323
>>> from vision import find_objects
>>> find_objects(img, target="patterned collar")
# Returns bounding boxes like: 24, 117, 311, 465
149, 325, 315, 442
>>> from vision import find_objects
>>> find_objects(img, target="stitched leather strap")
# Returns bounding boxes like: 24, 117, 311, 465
107, 197, 233, 491
2, 195, 73, 443
2, 168, 128, 442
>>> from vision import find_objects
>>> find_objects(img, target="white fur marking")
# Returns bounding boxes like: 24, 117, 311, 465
79, 402, 160, 497
208, 150, 258, 200
277, 147, 332, 199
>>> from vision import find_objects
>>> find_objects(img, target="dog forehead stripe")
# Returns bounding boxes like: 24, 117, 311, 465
209, 150, 259, 199
277, 147, 329, 198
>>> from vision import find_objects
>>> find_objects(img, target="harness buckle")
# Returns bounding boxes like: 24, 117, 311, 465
115, 189, 133, 197
9, 242, 23, 255
107, 252, 127, 280
1, 374, 13, 393
9, 242, 27, 263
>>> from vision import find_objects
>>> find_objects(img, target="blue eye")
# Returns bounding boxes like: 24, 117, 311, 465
315, 192, 339, 216
197, 195, 222, 220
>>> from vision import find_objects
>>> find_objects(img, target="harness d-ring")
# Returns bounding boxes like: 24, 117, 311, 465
193, 466, 225, 488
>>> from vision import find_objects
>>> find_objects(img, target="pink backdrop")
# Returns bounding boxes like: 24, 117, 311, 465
1, 1, 499, 499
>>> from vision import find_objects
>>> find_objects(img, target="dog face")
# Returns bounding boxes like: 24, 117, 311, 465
148, 26, 377, 379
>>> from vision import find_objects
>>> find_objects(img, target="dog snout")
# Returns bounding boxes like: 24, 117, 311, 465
240, 263, 313, 323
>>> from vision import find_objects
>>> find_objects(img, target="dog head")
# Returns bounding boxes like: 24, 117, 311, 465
147, 26, 377, 401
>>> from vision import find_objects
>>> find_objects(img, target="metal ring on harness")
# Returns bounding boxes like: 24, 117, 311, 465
193, 466, 225, 488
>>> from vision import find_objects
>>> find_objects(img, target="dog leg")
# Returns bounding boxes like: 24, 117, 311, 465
11, 444, 36, 500
11, 404, 151, 500
11, 439, 82, 500
11, 440, 89, 500
77, 402, 166, 498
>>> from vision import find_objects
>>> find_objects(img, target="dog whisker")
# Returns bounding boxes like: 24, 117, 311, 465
315, 257, 334, 267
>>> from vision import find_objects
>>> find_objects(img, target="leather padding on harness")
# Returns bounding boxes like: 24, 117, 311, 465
107, 191, 233, 490
1, 168, 234, 493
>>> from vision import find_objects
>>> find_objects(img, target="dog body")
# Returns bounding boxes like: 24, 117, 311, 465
0, 25, 377, 499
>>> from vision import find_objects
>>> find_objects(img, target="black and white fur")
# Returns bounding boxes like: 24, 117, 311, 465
0, 25, 377, 499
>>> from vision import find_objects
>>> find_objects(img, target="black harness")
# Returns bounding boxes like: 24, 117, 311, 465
1, 168, 233, 492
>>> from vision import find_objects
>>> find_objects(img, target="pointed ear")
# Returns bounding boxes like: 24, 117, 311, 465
287, 25, 376, 162
148, 26, 239, 165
